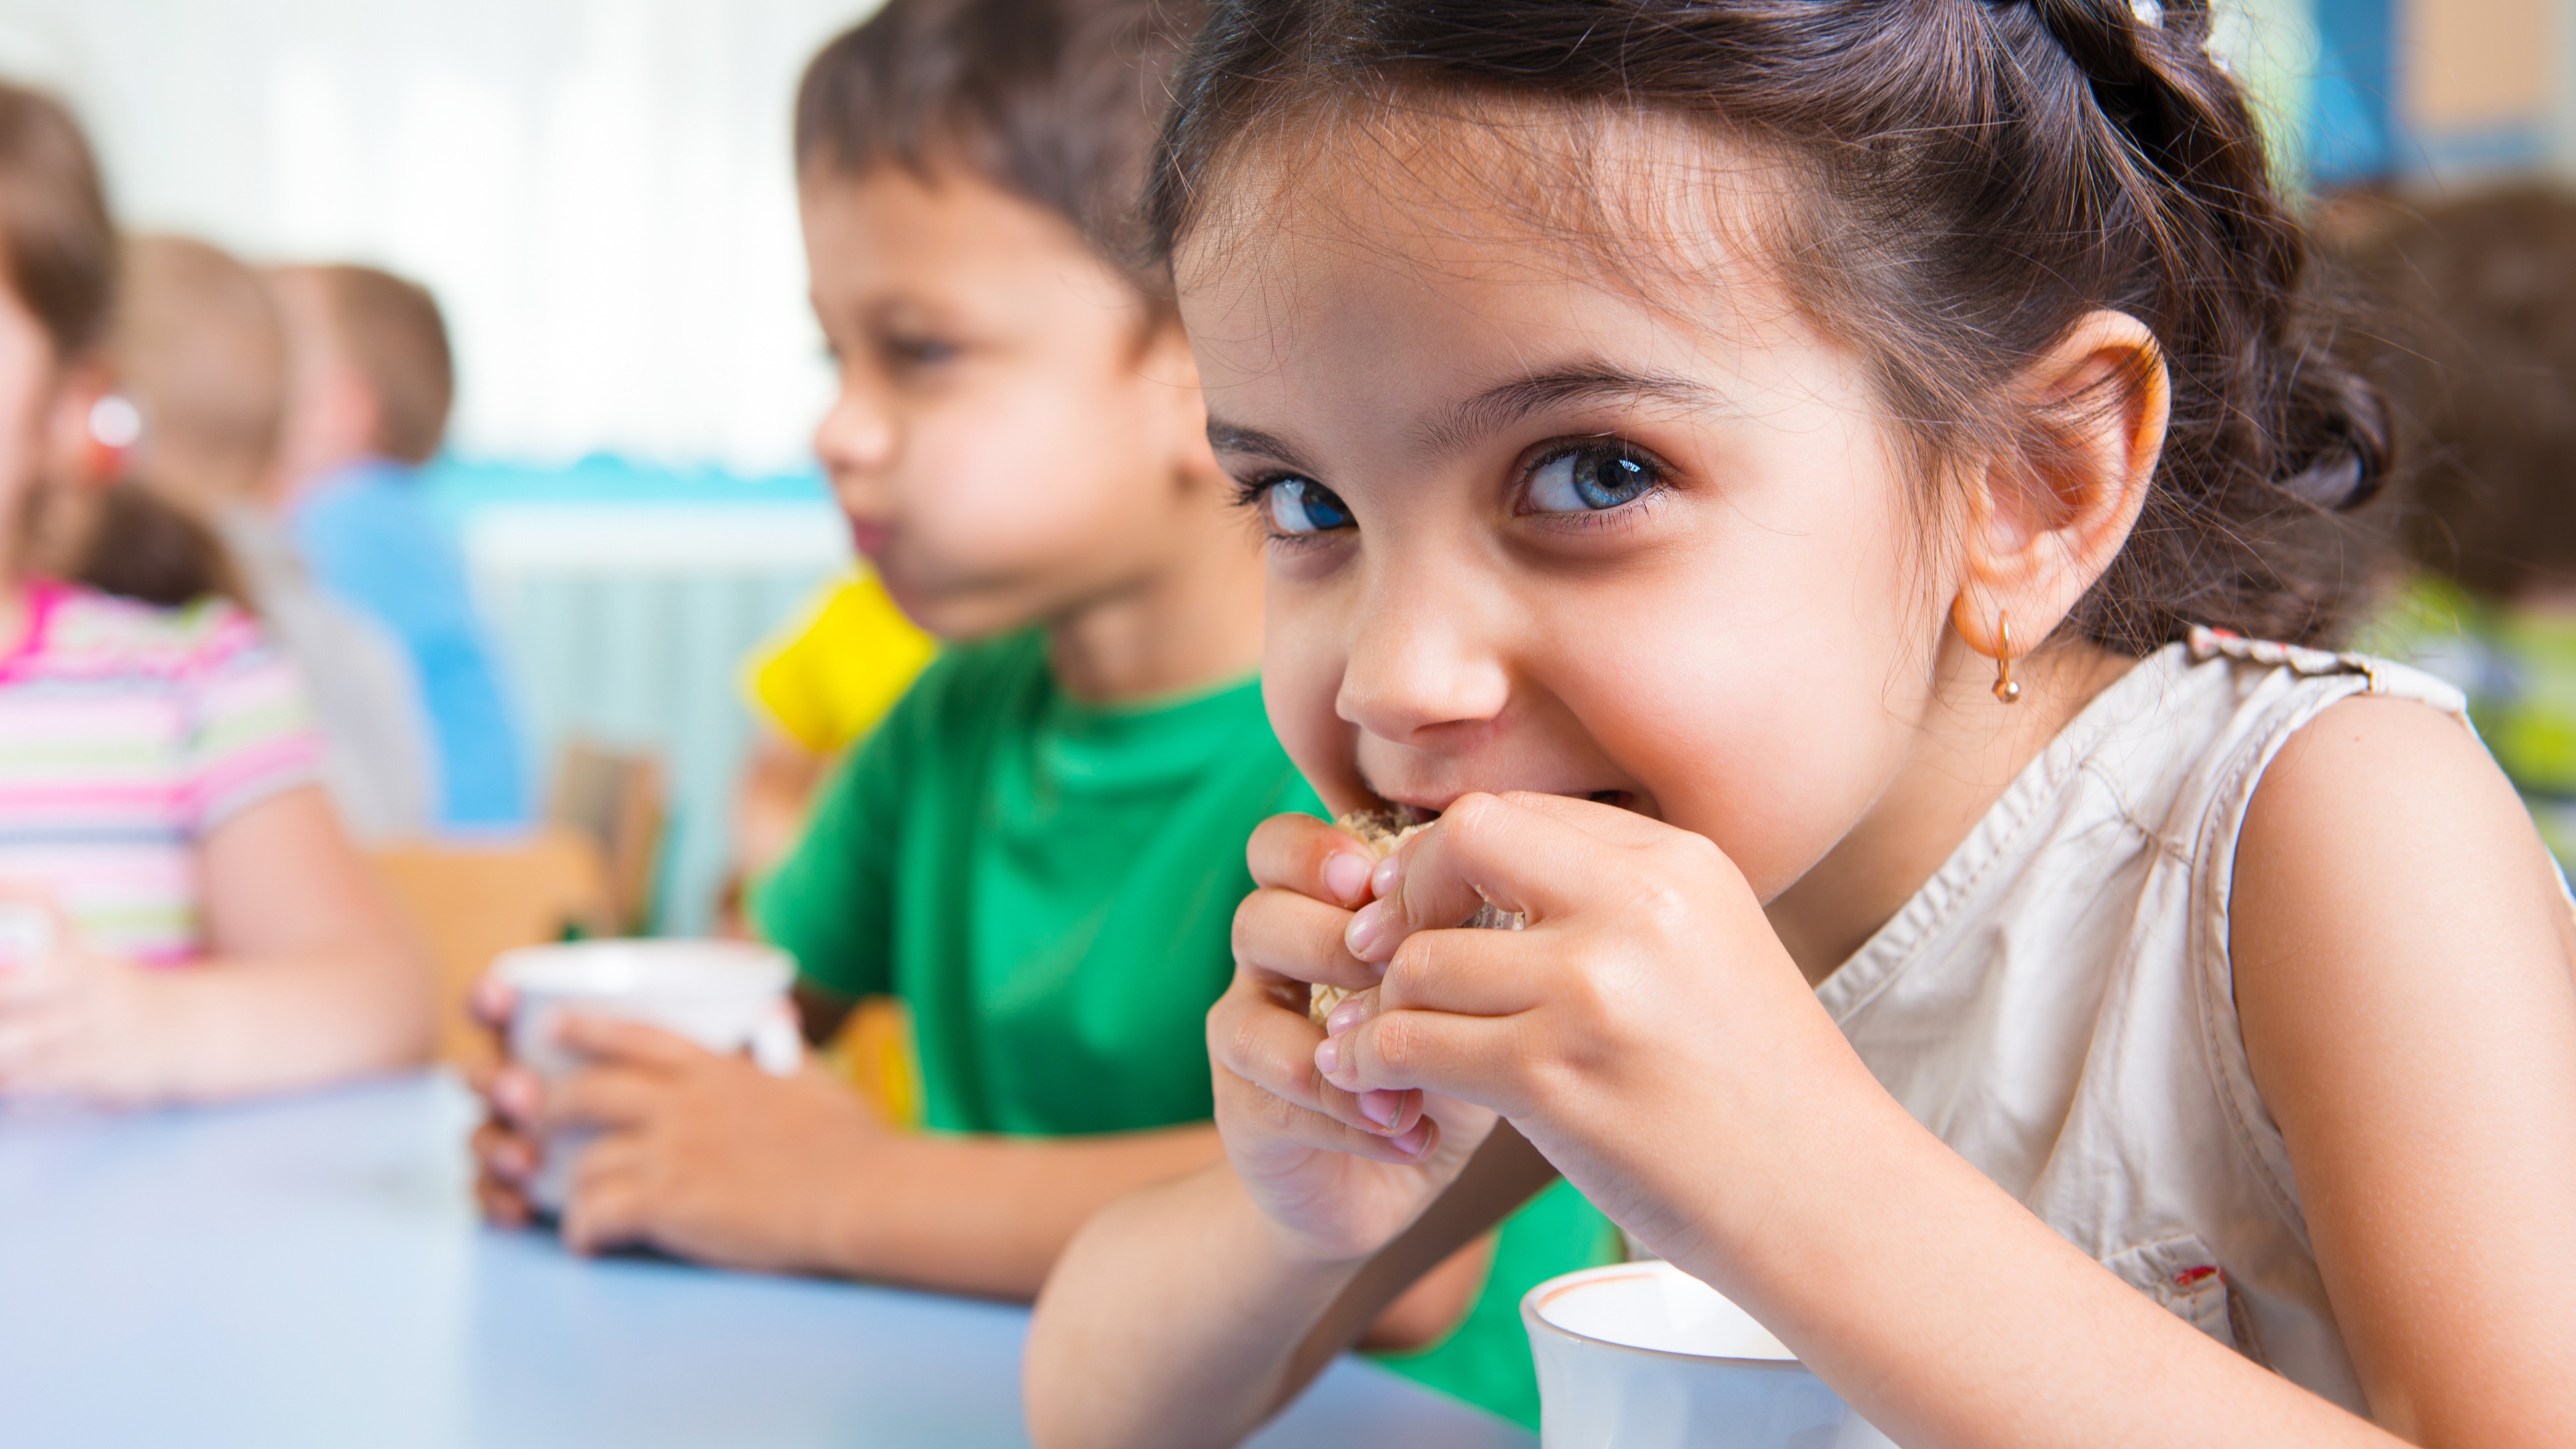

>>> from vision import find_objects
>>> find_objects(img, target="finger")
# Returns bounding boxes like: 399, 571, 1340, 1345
474, 1170, 535, 1228
470, 976, 517, 1032
1208, 980, 1424, 1144
552, 1013, 710, 1070
471, 1120, 540, 1185
1232, 886, 1380, 993
541, 1065, 671, 1131
482, 1066, 545, 1127
1246, 812, 1382, 907
567, 1131, 650, 1202
559, 1163, 650, 1257
1212, 1058, 1438, 1166
1378, 922, 1558, 1020
1486, 789, 1674, 848
1324, 1004, 1535, 1117
1304, 1008, 1427, 1138
1351, 792, 1661, 962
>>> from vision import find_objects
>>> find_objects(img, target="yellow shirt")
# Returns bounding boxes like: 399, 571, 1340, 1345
742, 573, 938, 754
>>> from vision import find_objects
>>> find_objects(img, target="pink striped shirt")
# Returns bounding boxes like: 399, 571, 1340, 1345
0, 584, 323, 964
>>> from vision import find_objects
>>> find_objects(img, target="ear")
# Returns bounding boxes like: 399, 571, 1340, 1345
324, 369, 385, 461
1136, 317, 1220, 493
1949, 309, 2169, 661
43, 357, 121, 489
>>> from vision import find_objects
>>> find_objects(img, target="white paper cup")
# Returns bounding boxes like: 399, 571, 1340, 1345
1524, 1261, 1895, 1448
491, 938, 802, 1216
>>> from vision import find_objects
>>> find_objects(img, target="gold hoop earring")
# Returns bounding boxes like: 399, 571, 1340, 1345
1993, 613, 2022, 704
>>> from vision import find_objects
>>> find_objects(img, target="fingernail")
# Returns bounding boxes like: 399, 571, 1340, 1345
1344, 900, 1386, 960
1371, 853, 1402, 899
1312, 1036, 1340, 1076
1389, 1119, 1432, 1157
1322, 851, 1371, 906
1356, 1089, 1401, 1128
1324, 997, 1366, 1036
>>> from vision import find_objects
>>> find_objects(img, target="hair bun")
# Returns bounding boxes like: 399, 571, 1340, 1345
2277, 453, 2371, 511
2277, 370, 2391, 511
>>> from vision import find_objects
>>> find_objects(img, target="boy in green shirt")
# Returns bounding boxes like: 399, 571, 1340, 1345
470, 0, 1613, 1425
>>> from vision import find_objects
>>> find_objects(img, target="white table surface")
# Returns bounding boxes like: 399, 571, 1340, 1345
0, 1072, 1533, 1448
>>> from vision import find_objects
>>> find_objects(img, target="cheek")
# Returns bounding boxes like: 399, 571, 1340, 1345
897, 377, 1146, 559
1261, 573, 1360, 806
1552, 471, 1937, 895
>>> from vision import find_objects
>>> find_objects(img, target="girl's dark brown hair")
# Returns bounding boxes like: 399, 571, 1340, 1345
0, 81, 237, 609
794, 0, 1204, 309
1147, 0, 2390, 652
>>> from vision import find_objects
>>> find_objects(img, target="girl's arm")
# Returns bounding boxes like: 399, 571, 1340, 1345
165, 783, 431, 1095
1028, 1119, 1554, 1449
0, 784, 430, 1104
2231, 695, 2576, 1446
1321, 772, 2573, 1449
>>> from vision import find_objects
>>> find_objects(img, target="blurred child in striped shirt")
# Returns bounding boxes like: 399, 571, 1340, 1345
0, 83, 427, 1105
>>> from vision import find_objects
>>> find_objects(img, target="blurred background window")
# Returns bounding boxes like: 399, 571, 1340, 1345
0, 0, 869, 934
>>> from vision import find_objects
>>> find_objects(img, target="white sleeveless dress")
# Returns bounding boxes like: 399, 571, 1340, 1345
1816, 627, 2474, 1416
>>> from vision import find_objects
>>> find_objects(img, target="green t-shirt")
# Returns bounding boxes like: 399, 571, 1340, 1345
757, 629, 1321, 1134
754, 627, 1619, 1425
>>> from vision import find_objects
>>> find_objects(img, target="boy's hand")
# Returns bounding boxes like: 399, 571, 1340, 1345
1315, 792, 1876, 1262
466, 977, 541, 1226
477, 1012, 887, 1270
1210, 813, 1496, 1267
0, 896, 178, 1106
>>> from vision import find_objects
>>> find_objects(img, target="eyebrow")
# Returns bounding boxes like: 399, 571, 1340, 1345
1420, 364, 1720, 455
1204, 421, 1318, 471
1202, 361, 1720, 475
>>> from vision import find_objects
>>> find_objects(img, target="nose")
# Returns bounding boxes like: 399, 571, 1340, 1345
1335, 560, 1512, 745
812, 369, 896, 482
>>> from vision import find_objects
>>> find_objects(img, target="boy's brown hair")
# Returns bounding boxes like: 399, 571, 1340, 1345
2349, 185, 2576, 600
115, 235, 288, 507
794, 0, 1205, 308
280, 263, 455, 465
0, 82, 235, 607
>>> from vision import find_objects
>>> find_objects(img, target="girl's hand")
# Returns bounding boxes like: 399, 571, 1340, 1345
1319, 792, 1876, 1262
1210, 814, 1497, 1266
0, 899, 181, 1106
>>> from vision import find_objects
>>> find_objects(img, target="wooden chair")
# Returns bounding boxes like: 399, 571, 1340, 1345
545, 740, 668, 935
369, 828, 615, 1070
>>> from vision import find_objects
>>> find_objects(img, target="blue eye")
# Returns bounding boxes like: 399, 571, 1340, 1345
1526, 443, 1660, 512
1264, 479, 1354, 535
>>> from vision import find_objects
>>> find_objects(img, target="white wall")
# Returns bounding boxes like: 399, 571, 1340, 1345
0, 0, 874, 472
